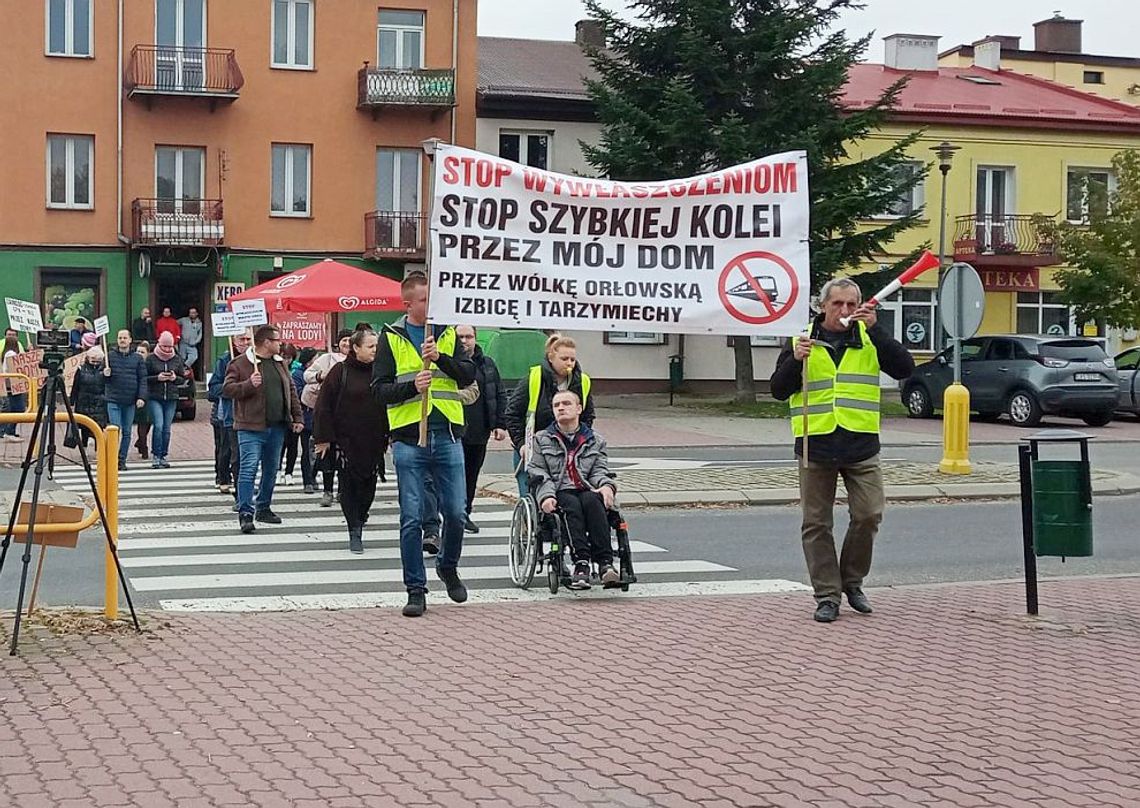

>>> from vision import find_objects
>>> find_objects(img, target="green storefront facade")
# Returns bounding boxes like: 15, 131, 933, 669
1, 247, 403, 374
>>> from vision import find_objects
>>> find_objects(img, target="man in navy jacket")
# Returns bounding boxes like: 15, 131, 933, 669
104, 329, 147, 471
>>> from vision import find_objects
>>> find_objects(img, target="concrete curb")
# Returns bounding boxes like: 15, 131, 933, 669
479, 471, 1140, 508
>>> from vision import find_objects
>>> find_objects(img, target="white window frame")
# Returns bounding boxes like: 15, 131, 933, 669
155, 146, 206, 214
375, 147, 421, 212
879, 287, 937, 352
1066, 167, 1116, 224
608, 332, 666, 345
45, 0, 93, 57
1016, 291, 1077, 337
270, 143, 312, 217
377, 10, 425, 70
271, 0, 314, 70
876, 160, 925, 219
498, 130, 552, 170
46, 134, 94, 210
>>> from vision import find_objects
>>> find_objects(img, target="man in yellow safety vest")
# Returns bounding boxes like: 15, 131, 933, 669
372, 274, 475, 617
770, 277, 914, 623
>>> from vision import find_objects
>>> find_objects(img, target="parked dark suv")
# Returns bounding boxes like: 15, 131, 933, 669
901, 335, 1118, 427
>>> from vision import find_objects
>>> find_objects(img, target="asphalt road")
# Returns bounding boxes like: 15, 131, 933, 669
482, 438, 1140, 474
627, 495, 1140, 589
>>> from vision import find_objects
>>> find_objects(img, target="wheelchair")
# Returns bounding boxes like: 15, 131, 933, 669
507, 485, 637, 594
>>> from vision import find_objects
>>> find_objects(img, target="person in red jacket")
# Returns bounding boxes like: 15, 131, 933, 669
155, 306, 181, 345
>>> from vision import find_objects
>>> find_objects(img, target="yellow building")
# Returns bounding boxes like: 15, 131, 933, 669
847, 34, 1140, 356
940, 16, 1140, 107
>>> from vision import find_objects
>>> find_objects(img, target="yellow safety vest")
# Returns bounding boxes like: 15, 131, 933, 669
527, 365, 591, 412
789, 322, 881, 438
384, 326, 464, 430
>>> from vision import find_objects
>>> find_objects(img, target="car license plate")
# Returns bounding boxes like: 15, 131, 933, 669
1074, 373, 1100, 381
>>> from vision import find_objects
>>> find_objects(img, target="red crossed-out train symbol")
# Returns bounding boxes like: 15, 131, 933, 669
716, 251, 800, 326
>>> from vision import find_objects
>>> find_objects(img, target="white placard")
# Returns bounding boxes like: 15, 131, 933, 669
93, 315, 110, 336
427, 145, 810, 337
211, 311, 246, 337
230, 298, 269, 327
5, 298, 44, 334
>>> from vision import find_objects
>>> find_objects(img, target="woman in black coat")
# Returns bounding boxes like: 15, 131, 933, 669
313, 329, 389, 555
69, 347, 108, 449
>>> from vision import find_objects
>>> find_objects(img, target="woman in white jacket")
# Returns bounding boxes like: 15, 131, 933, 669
302, 329, 352, 506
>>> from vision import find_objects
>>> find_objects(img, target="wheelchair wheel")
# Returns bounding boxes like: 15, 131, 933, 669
547, 560, 560, 594
508, 496, 538, 589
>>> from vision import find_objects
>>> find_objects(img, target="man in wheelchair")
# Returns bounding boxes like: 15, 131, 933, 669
526, 390, 620, 590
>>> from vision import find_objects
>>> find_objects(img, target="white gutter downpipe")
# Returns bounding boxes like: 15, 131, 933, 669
116, 0, 127, 243
450, 0, 458, 144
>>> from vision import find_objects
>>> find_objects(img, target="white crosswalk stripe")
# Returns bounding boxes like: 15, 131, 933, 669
51, 463, 806, 611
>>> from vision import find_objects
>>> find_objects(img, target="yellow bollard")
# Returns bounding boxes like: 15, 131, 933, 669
939, 382, 972, 475
104, 425, 120, 620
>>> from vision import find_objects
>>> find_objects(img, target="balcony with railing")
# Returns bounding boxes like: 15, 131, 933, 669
356, 64, 455, 116
364, 211, 425, 260
952, 214, 1060, 267
132, 198, 225, 246
126, 45, 243, 105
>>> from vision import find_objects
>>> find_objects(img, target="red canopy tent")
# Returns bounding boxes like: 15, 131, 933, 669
226, 259, 405, 349
227, 258, 404, 313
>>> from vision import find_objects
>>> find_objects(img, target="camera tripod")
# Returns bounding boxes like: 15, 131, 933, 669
0, 359, 140, 655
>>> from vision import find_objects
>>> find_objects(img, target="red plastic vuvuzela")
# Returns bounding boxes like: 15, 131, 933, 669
840, 250, 941, 327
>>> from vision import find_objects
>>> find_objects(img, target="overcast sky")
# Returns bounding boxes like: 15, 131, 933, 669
477, 1, 1136, 59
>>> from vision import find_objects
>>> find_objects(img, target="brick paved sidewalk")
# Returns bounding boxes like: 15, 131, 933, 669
3, 576, 1140, 807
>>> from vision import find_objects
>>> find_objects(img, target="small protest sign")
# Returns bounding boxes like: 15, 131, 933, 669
230, 298, 268, 327
93, 315, 110, 337
210, 311, 245, 337
6, 350, 46, 395
5, 298, 44, 334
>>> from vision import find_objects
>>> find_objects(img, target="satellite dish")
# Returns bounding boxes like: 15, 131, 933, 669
137, 251, 151, 278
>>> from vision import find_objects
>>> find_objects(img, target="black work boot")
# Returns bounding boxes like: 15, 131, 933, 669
348, 526, 364, 554
402, 591, 426, 617
813, 601, 840, 623
238, 513, 255, 534
437, 568, 468, 603
844, 587, 873, 614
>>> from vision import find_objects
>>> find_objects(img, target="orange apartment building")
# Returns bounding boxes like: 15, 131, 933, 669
0, 0, 477, 372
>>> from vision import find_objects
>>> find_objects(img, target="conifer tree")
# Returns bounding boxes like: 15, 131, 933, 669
583, 0, 925, 401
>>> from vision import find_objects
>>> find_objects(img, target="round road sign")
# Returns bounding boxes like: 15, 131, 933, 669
939, 262, 985, 340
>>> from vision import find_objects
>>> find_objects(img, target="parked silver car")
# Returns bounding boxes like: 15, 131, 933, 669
1115, 347, 1140, 419
901, 335, 1118, 427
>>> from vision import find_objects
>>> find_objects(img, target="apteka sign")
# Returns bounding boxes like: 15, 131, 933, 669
426, 145, 809, 337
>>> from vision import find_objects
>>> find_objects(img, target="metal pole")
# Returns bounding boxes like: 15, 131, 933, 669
1019, 443, 1039, 615
937, 164, 949, 353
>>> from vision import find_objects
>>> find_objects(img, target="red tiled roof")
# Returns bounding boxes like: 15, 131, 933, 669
844, 64, 1140, 130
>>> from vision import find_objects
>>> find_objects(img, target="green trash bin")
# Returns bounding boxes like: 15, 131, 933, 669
1025, 431, 1093, 558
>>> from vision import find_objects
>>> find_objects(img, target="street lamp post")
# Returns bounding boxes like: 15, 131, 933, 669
932, 141, 960, 351
930, 141, 972, 475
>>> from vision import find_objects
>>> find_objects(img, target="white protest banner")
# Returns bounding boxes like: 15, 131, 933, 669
210, 311, 245, 337
93, 315, 110, 337
230, 298, 268, 328
426, 145, 810, 337
5, 298, 44, 334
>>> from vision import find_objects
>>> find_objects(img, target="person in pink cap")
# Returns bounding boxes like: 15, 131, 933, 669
144, 331, 188, 468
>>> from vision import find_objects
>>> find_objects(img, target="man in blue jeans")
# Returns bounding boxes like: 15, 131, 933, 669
373, 273, 475, 617
103, 329, 147, 471
222, 325, 303, 534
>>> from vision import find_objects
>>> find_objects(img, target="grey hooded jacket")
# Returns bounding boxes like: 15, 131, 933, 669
526, 423, 616, 506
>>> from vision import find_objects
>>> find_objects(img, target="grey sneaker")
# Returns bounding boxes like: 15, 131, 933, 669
319, 492, 333, 508
599, 564, 621, 587
422, 534, 441, 556
569, 562, 592, 590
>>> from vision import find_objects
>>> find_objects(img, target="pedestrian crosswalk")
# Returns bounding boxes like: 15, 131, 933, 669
50, 459, 807, 611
